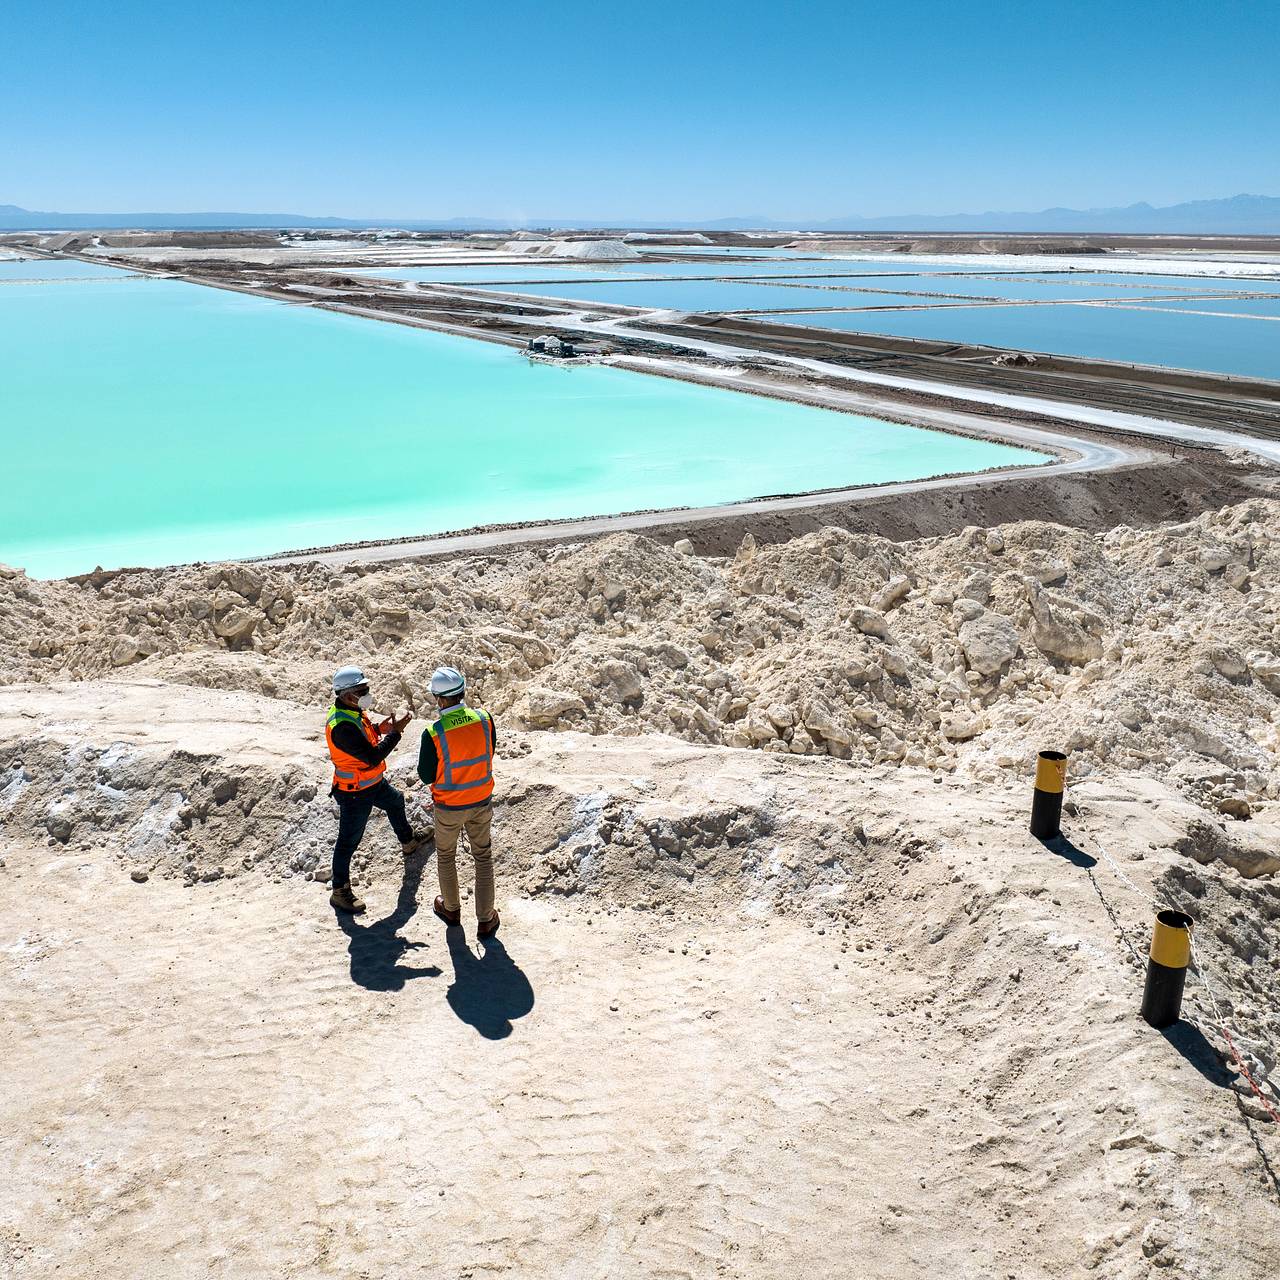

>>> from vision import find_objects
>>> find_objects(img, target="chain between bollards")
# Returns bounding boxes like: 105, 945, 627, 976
1028, 753, 1199, 1034
1029, 750, 1067, 840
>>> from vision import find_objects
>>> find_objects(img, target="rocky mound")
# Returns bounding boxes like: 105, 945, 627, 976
3, 499, 1279, 825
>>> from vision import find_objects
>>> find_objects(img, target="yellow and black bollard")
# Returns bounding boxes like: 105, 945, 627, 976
1141, 910, 1193, 1029
1029, 750, 1067, 840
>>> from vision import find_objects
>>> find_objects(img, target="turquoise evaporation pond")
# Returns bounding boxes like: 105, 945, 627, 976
747, 305, 1280, 380
0, 258, 141, 282
1, 274, 1050, 578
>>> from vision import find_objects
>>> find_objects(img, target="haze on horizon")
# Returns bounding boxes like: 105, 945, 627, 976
4, 0, 1277, 223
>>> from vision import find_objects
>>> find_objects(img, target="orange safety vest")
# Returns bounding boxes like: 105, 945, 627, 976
429, 705, 494, 808
326, 704, 387, 792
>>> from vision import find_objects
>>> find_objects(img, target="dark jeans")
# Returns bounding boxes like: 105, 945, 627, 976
332, 780, 413, 887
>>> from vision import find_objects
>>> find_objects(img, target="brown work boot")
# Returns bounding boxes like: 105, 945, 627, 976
401, 828, 433, 856
330, 883, 366, 914
433, 896, 461, 927
477, 909, 501, 939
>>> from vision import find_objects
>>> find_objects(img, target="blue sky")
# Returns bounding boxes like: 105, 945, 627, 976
3, 0, 1277, 220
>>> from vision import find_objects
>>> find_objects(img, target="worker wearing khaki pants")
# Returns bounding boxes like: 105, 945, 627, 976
433, 801, 495, 925
417, 665, 500, 937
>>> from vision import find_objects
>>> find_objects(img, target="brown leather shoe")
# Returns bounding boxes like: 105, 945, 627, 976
330, 883, 366, 914
477, 909, 500, 938
433, 896, 461, 926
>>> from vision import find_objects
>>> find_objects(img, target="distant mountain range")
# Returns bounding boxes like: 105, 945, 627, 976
4, 194, 1280, 234
787, 194, 1280, 235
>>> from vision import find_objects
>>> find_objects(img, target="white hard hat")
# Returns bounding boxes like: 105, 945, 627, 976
333, 664, 369, 693
430, 665, 465, 697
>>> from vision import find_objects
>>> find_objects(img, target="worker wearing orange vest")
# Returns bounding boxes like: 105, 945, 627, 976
416, 665, 500, 937
326, 665, 426, 915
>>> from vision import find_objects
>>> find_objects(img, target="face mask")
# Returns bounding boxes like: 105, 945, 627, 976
356, 693, 373, 711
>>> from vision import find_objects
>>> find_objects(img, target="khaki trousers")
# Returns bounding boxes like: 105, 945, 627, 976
434, 800, 495, 921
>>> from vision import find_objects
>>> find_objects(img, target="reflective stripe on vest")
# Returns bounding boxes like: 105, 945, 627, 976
429, 706, 494, 806
326, 705, 387, 792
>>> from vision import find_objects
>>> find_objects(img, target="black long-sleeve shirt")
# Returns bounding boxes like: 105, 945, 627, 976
330, 718, 401, 767
417, 714, 497, 787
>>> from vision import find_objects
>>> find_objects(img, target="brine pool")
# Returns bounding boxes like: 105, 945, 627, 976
0, 264, 1050, 578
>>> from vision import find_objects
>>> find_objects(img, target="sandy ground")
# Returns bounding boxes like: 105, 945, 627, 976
249, 453, 1266, 570
2, 680, 1279, 1279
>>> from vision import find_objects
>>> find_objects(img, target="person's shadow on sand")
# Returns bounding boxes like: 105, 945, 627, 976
335, 854, 443, 992
444, 928, 534, 1040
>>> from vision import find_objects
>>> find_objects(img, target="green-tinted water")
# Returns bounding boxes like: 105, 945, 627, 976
4, 272, 1050, 578
0, 258, 142, 282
